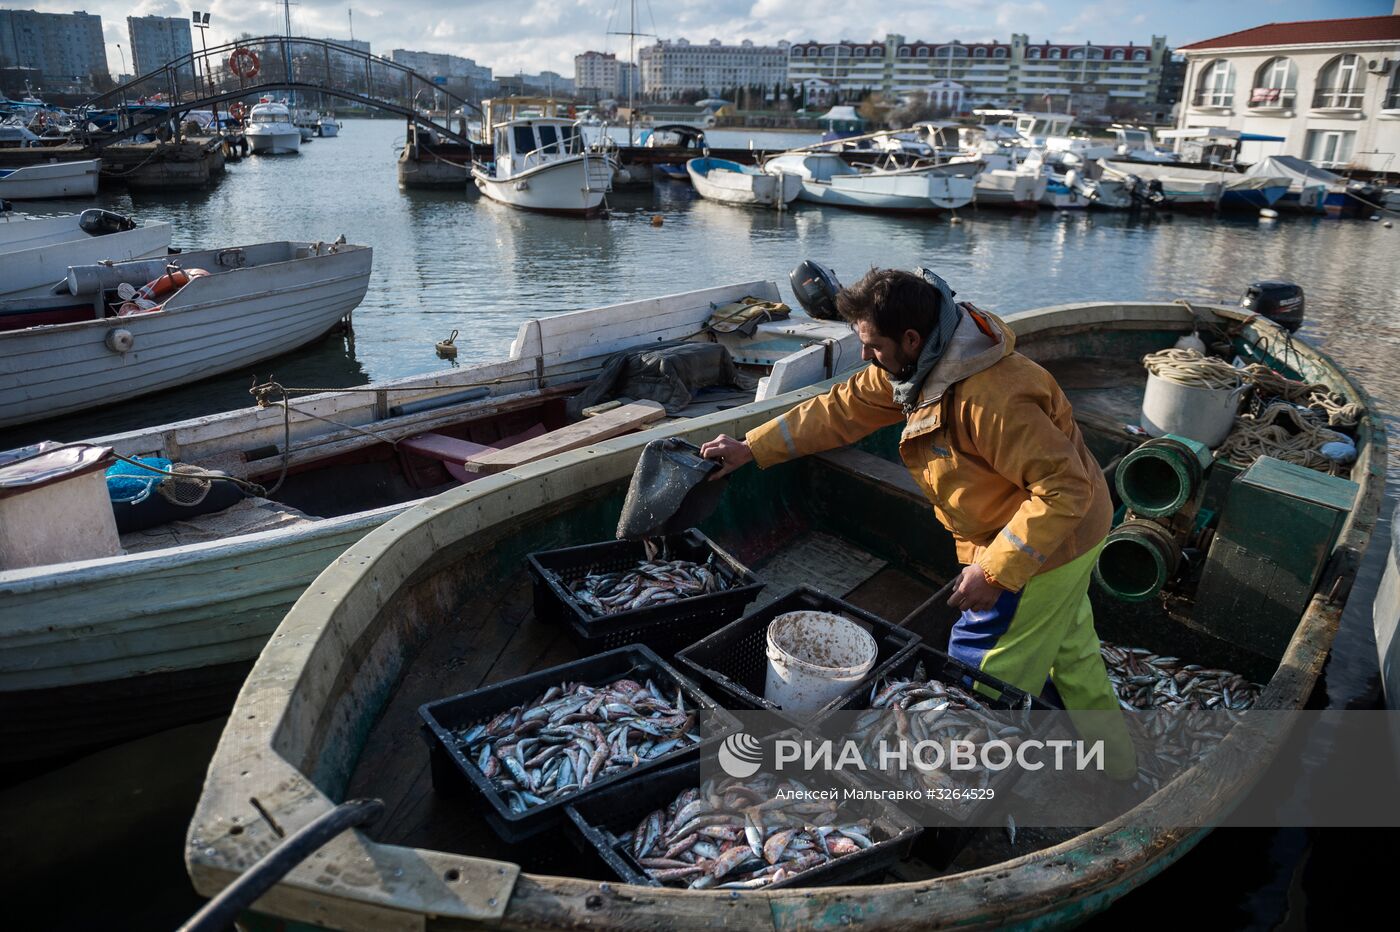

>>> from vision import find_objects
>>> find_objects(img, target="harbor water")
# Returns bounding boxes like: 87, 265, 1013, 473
3, 118, 1397, 928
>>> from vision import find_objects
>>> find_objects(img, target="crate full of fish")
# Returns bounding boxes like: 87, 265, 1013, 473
810, 643, 1053, 866
564, 753, 921, 891
675, 585, 920, 724
418, 644, 741, 843
526, 529, 764, 655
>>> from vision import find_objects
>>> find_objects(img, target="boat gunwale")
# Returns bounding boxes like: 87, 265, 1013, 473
183, 301, 1387, 930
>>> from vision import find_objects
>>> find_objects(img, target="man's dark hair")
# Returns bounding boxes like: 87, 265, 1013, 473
835, 268, 944, 341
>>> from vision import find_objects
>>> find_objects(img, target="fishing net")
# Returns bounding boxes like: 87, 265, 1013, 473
616, 438, 728, 540
156, 463, 214, 507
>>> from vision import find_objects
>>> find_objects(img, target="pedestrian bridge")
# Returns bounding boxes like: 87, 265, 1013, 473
78, 37, 480, 148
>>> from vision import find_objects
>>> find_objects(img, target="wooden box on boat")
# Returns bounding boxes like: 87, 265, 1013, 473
182, 302, 1385, 929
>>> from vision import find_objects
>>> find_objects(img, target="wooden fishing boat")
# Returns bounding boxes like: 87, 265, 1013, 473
0, 240, 372, 428
185, 300, 1385, 928
0, 281, 857, 766
686, 157, 800, 208
0, 157, 100, 199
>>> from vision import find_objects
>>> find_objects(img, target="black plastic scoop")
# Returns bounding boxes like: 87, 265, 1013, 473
616, 438, 729, 541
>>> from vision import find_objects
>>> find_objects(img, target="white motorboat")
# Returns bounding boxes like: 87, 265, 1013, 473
687, 156, 801, 208
0, 239, 370, 427
0, 119, 41, 148
0, 279, 861, 764
472, 98, 615, 215
0, 208, 172, 298
245, 101, 301, 155
0, 158, 100, 199
764, 151, 975, 212
317, 115, 340, 137
966, 150, 1045, 209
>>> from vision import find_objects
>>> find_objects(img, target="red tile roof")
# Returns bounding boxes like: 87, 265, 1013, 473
1179, 15, 1400, 51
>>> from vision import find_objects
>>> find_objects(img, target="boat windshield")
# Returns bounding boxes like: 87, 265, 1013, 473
252, 113, 281, 123
560, 123, 580, 154
512, 124, 535, 155
537, 123, 560, 154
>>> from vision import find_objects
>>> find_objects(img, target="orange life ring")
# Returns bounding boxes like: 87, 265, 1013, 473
118, 268, 208, 315
229, 47, 260, 79
229, 101, 249, 121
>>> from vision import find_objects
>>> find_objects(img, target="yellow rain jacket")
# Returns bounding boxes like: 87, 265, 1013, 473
746, 307, 1112, 593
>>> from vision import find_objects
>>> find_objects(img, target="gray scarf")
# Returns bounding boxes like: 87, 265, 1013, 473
890, 268, 961, 412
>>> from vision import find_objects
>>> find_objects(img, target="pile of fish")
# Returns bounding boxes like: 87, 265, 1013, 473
1100, 643, 1261, 711
565, 555, 732, 617
845, 664, 1031, 793
621, 774, 880, 889
456, 676, 702, 812
1100, 643, 1262, 792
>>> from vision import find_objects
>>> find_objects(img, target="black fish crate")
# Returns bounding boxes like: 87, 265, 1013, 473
674, 585, 920, 724
811, 643, 1055, 868
526, 529, 764, 657
564, 753, 922, 890
418, 643, 741, 844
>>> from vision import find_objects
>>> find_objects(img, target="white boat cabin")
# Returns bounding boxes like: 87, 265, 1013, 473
482, 98, 586, 177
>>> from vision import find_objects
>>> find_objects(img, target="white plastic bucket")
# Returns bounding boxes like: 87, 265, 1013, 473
1140, 371, 1249, 448
763, 611, 878, 716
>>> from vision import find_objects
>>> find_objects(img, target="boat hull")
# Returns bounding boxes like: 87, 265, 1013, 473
688, 158, 799, 207
472, 155, 613, 215
318, 121, 339, 138
0, 216, 172, 298
796, 172, 976, 212
0, 159, 100, 199
975, 171, 1046, 208
247, 129, 301, 155
0, 243, 372, 427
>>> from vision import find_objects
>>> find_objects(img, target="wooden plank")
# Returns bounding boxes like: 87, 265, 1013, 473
758, 343, 828, 400
815, 446, 924, 503
463, 401, 666, 474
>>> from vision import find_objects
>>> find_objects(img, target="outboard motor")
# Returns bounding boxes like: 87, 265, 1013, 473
1240, 281, 1304, 332
1122, 174, 1166, 208
78, 208, 137, 237
789, 260, 843, 320
1, 198, 11, 213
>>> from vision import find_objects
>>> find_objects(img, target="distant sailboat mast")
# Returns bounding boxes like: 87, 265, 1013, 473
606, 0, 653, 146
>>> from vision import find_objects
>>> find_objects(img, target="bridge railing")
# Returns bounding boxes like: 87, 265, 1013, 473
79, 37, 481, 145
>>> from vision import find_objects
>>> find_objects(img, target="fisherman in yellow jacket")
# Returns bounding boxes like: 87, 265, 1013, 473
701, 266, 1136, 780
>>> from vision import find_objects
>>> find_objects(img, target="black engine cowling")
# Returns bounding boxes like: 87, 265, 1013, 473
789, 260, 843, 320
78, 208, 137, 237
1241, 281, 1304, 332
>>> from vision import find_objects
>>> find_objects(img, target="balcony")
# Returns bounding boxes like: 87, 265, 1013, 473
1311, 86, 1364, 111
1191, 90, 1234, 111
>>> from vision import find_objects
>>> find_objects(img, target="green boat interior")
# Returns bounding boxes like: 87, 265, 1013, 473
335, 322, 1370, 884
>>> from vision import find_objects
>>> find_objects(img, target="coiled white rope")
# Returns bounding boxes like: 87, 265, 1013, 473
1142, 348, 1243, 390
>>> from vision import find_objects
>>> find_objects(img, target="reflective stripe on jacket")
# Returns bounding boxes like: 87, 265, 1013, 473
745, 308, 1112, 592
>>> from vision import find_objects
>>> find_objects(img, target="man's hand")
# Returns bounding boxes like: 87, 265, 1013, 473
947, 564, 1005, 613
699, 434, 754, 479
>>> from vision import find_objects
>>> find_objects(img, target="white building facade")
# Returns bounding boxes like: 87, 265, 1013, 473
639, 38, 789, 98
389, 49, 492, 87
785, 33, 1170, 117
575, 51, 637, 98
1177, 14, 1400, 172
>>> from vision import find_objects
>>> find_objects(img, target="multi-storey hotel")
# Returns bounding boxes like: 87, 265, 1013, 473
574, 51, 638, 99
639, 38, 789, 99
785, 33, 1171, 118
1176, 13, 1400, 172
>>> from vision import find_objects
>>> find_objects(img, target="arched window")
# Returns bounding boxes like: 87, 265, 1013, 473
1314, 54, 1364, 108
1027, 48, 1041, 60
791, 47, 804, 58
1251, 57, 1296, 107
1111, 49, 1125, 61
822, 45, 839, 57
917, 47, 930, 58
1195, 58, 1234, 107
1070, 48, 1084, 60
898, 46, 911, 58
870, 47, 883, 58
993, 47, 1007, 59
973, 47, 987, 58
1088, 47, 1104, 60
1132, 49, 1147, 61
1387, 66, 1400, 109
853, 47, 865, 57
1048, 48, 1062, 60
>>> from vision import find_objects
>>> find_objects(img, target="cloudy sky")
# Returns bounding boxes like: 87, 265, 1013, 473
25, 0, 1397, 78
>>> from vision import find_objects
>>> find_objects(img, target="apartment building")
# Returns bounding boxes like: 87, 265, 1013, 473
639, 38, 788, 98
575, 50, 638, 99
0, 8, 107, 91
1176, 14, 1400, 171
389, 48, 492, 87
786, 33, 1171, 118
126, 15, 192, 78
